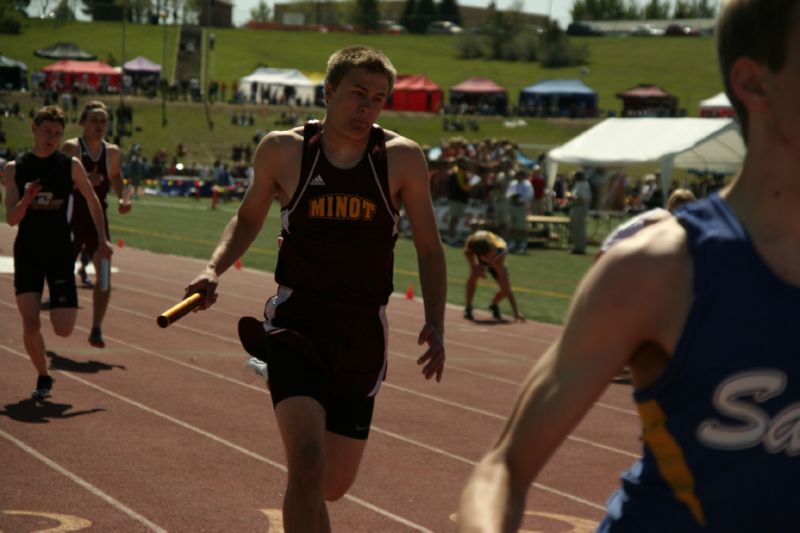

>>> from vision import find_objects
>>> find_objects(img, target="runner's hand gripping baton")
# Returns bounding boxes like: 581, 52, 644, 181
157, 293, 203, 328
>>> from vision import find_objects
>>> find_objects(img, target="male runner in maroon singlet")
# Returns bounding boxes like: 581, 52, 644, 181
185, 46, 447, 532
61, 101, 131, 348
4, 105, 112, 400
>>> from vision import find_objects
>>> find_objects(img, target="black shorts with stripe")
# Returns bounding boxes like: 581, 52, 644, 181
263, 290, 388, 440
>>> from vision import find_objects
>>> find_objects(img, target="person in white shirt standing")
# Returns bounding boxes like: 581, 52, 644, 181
506, 169, 533, 253
568, 170, 592, 254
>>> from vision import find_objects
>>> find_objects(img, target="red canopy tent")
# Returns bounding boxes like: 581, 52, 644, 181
386, 74, 442, 113
41, 60, 121, 93
449, 77, 508, 114
616, 84, 678, 117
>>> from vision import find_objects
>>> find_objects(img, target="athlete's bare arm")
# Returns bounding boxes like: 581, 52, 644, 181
387, 132, 447, 382
106, 144, 131, 214
464, 249, 486, 278
3, 161, 42, 226
185, 128, 303, 308
72, 157, 112, 258
457, 219, 693, 532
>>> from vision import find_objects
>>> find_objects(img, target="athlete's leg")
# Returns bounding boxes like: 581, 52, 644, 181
16, 293, 48, 375
90, 251, 111, 330
465, 269, 480, 310
49, 307, 78, 337
490, 284, 509, 307
323, 431, 368, 501
275, 396, 331, 533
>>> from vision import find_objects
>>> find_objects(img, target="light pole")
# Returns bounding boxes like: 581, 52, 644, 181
161, 6, 168, 127
203, 0, 214, 129
119, 0, 127, 139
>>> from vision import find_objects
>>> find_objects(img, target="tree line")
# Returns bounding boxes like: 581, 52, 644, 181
571, 0, 717, 21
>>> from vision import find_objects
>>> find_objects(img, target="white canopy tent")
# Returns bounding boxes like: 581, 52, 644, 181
239, 67, 315, 105
546, 118, 745, 199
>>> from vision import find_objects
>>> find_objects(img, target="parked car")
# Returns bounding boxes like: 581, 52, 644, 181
665, 24, 700, 36
566, 22, 605, 36
630, 24, 665, 36
427, 20, 463, 35
377, 20, 407, 34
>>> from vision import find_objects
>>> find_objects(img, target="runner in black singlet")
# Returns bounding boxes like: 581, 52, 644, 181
4, 105, 112, 400
184, 46, 447, 532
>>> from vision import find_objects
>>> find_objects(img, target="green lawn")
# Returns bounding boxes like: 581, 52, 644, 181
4, 18, 722, 115
2, 19, 723, 172
95, 196, 608, 325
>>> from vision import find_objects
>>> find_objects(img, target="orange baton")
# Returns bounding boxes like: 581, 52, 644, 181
157, 293, 203, 328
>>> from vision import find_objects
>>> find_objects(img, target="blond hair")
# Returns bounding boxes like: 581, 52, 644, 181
325, 46, 396, 96
667, 188, 696, 211
79, 100, 108, 124
33, 105, 66, 127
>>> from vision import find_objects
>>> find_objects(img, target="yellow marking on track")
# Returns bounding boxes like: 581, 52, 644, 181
449, 510, 597, 532
2, 510, 92, 532
260, 509, 284, 532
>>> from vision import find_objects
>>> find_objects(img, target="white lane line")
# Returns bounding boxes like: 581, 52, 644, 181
0, 427, 167, 532
381, 382, 639, 459
0, 295, 630, 513
0, 293, 638, 458
93, 288, 636, 418
111, 252, 566, 343
372, 427, 607, 512
84, 293, 638, 422
385, 349, 638, 417
110, 275, 557, 354
0, 346, 431, 532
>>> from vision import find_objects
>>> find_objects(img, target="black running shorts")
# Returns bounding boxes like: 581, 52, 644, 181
14, 239, 78, 308
264, 336, 376, 440
263, 291, 387, 440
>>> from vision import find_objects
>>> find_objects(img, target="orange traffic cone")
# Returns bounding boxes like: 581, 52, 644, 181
117, 238, 125, 248
235, 258, 242, 270
405, 284, 414, 300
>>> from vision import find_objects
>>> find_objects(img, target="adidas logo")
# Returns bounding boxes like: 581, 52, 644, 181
310, 175, 326, 186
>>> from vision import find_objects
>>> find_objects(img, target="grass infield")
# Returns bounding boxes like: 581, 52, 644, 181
99, 195, 614, 325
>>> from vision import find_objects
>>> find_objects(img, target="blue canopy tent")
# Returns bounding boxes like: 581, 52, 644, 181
518, 79, 598, 118
0, 55, 28, 90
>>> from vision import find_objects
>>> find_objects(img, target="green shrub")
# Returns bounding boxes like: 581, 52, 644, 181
0, 6, 24, 34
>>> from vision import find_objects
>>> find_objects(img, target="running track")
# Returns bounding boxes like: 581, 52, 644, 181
0, 224, 641, 532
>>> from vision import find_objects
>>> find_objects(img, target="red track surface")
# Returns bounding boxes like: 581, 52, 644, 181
0, 224, 641, 532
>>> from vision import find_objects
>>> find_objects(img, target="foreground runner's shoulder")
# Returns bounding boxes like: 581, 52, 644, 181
60, 138, 80, 156
263, 127, 304, 144
384, 129, 422, 151
593, 217, 691, 303
256, 128, 304, 159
